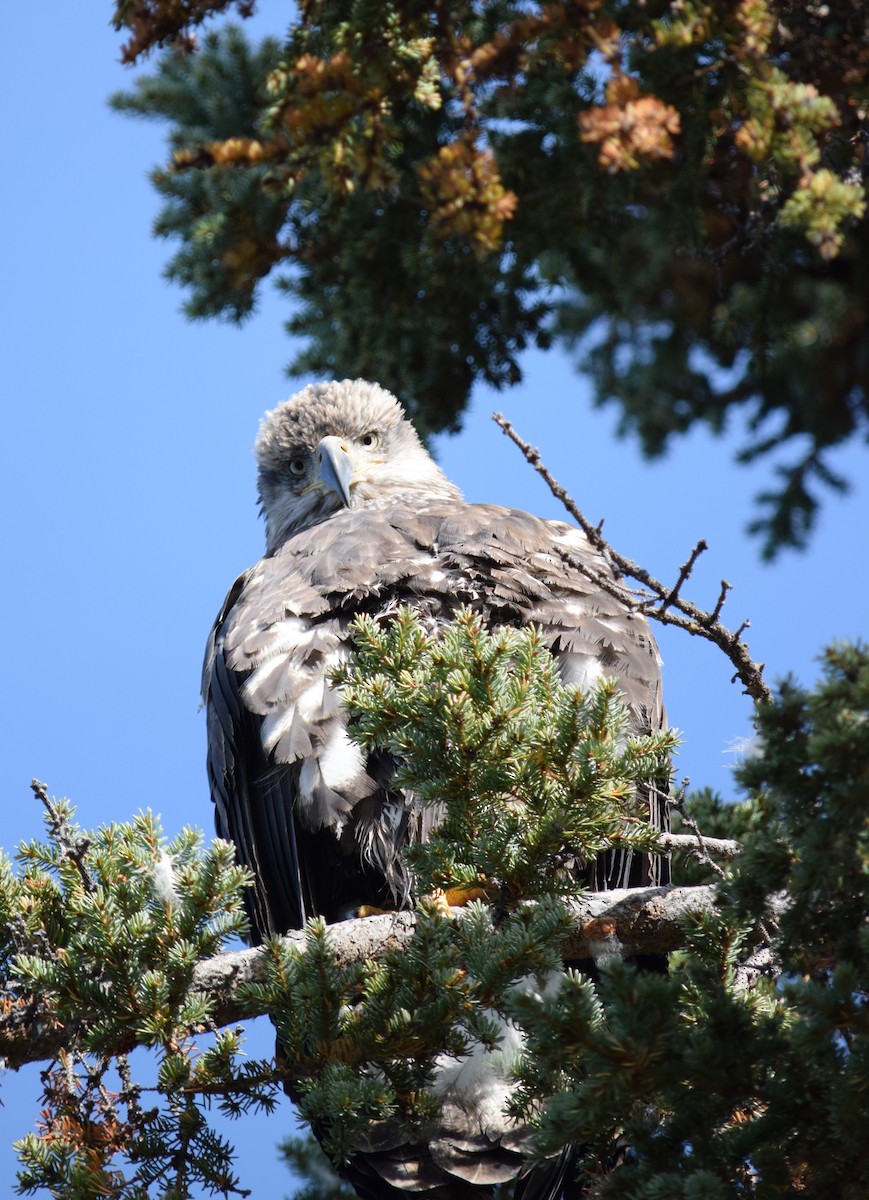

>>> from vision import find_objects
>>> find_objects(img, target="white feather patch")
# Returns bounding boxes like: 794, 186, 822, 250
587, 932, 625, 964
245, 616, 311, 664
318, 725, 367, 791
558, 653, 603, 692
724, 733, 764, 763
243, 653, 290, 704
431, 974, 562, 1134
151, 852, 178, 906
432, 1018, 521, 1131
298, 756, 321, 803
261, 704, 300, 756
324, 646, 350, 669
295, 676, 330, 722
552, 529, 593, 554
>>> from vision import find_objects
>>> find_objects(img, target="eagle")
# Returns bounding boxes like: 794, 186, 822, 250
202, 379, 668, 1199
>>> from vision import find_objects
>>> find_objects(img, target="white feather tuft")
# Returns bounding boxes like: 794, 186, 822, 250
724, 733, 764, 763
151, 852, 179, 906
261, 704, 296, 756
432, 1016, 521, 1132
318, 725, 367, 791
558, 653, 603, 691
587, 933, 624, 965
298, 756, 320, 802
431, 974, 563, 1134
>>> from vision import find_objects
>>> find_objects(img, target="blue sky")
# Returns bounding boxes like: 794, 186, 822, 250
2, 7, 867, 1197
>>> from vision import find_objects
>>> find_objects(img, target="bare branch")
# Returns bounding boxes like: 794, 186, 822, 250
491, 415, 611, 557
670, 786, 731, 878
493, 414, 771, 704
711, 579, 732, 623
658, 832, 741, 858
661, 540, 708, 613
0, 884, 716, 1070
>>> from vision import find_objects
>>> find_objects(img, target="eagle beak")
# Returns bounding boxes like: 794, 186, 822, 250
316, 436, 354, 508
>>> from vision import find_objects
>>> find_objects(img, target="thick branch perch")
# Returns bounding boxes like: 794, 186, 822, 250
658, 832, 741, 858
0, 884, 715, 1070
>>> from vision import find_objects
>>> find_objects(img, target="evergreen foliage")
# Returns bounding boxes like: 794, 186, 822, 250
111, 27, 288, 322
232, 610, 670, 1165
334, 606, 675, 902
4, 620, 867, 1197
110, 1, 869, 553
4, 806, 249, 1051
503, 643, 869, 1198
243, 900, 571, 1166
0, 802, 275, 1198
278, 1135, 356, 1200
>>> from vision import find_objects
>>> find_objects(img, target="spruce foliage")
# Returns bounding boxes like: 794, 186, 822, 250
109, 1, 869, 553
3, 633, 868, 1197
505, 644, 869, 1198
111, 26, 288, 322
242, 900, 571, 1165
334, 607, 675, 903
278, 1135, 356, 1200
1, 802, 272, 1198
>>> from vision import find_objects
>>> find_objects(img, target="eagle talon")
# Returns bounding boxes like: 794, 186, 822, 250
424, 888, 453, 918
443, 884, 489, 907
424, 885, 489, 916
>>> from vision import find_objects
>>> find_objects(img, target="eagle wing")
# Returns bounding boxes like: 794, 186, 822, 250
203, 498, 666, 938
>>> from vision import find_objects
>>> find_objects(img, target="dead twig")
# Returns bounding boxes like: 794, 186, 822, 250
493, 413, 771, 705
668, 778, 732, 878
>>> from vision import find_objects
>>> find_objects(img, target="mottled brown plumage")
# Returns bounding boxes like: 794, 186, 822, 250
202, 379, 668, 1198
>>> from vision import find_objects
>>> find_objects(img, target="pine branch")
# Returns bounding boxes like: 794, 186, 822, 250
112, 0, 256, 63
31, 779, 96, 894
493, 413, 772, 704
0, 884, 715, 1071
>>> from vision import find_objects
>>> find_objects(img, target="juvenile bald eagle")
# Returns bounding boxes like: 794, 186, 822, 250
203, 379, 668, 1199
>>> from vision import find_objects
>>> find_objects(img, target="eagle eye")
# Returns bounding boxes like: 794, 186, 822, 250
288, 457, 307, 477
360, 431, 380, 449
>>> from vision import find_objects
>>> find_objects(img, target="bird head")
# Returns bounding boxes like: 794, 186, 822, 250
255, 380, 461, 551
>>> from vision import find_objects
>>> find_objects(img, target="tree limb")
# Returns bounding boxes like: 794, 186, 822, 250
493, 413, 771, 704
0, 884, 715, 1071
658, 832, 741, 858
